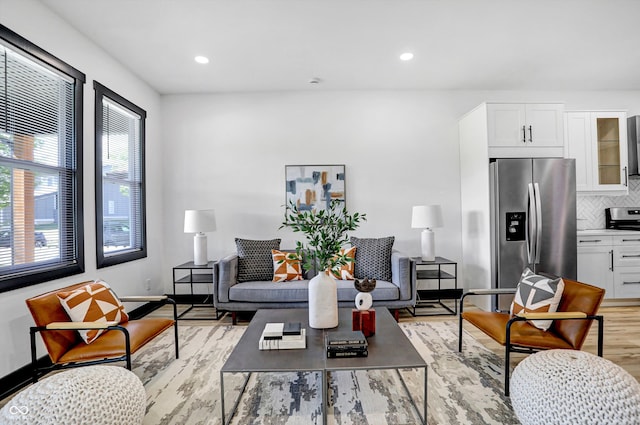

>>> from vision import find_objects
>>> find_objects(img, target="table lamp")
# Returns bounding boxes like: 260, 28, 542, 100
411, 205, 443, 261
184, 209, 216, 265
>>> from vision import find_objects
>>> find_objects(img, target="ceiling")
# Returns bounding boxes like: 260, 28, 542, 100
38, 0, 640, 95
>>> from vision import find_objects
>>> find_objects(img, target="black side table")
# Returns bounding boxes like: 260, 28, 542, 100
409, 256, 460, 316
172, 261, 222, 320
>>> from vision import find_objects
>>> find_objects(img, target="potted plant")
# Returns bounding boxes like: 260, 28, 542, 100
281, 199, 366, 328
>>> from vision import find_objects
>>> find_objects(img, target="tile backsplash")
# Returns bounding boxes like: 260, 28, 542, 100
577, 178, 640, 230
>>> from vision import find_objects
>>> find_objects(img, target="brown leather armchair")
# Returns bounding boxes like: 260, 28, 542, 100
26, 281, 179, 382
458, 278, 605, 396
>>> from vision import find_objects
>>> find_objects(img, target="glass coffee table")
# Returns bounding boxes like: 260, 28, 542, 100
220, 308, 427, 425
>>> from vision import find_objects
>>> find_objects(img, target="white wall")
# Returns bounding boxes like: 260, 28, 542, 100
161, 91, 466, 294
0, 0, 163, 378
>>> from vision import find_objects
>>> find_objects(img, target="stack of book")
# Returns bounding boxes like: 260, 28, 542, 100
259, 322, 306, 350
325, 330, 368, 358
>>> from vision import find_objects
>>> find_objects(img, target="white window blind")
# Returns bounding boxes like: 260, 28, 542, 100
95, 82, 146, 267
0, 29, 85, 292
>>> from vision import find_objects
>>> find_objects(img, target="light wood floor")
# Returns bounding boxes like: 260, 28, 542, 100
162, 302, 640, 382
401, 303, 640, 382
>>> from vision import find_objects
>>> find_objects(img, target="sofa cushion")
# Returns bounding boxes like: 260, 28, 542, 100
335, 279, 399, 302
510, 268, 565, 331
271, 249, 303, 282
330, 246, 356, 280
57, 280, 129, 344
227, 279, 400, 303
350, 236, 394, 281
236, 238, 281, 282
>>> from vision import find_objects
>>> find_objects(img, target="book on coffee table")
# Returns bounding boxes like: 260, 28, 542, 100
259, 322, 306, 350
325, 330, 368, 358
325, 330, 367, 346
326, 347, 368, 358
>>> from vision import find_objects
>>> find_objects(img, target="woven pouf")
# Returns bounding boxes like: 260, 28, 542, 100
0, 365, 146, 425
511, 349, 640, 425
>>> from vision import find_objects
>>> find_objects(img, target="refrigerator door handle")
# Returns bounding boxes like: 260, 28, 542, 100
534, 182, 543, 264
527, 183, 536, 264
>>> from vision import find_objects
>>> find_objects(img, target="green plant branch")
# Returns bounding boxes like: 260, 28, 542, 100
280, 199, 366, 273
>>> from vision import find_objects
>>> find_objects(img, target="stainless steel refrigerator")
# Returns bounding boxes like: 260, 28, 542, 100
490, 158, 577, 311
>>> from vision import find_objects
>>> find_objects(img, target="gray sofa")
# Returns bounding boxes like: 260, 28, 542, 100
214, 249, 415, 324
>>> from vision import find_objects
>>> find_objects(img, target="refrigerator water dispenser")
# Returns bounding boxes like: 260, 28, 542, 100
506, 212, 526, 241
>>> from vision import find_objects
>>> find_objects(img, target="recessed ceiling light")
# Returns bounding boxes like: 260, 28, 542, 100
194, 56, 209, 64
400, 52, 414, 61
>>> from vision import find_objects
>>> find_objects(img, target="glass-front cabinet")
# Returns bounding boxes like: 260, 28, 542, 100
565, 110, 628, 194
597, 116, 623, 186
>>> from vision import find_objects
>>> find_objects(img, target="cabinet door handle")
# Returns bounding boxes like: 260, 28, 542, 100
610, 250, 614, 271
522, 125, 526, 143
622, 239, 640, 242
622, 281, 640, 285
622, 254, 640, 258
624, 166, 629, 187
528, 125, 533, 143
578, 239, 602, 243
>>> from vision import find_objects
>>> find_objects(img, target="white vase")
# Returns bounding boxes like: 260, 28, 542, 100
308, 271, 339, 329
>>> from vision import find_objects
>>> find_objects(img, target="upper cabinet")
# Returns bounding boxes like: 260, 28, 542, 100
487, 103, 565, 158
565, 111, 628, 194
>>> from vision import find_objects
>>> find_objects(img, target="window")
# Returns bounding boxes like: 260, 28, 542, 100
0, 25, 85, 293
94, 82, 146, 268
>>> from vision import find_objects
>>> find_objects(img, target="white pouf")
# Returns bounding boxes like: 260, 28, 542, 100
511, 349, 640, 425
0, 365, 146, 425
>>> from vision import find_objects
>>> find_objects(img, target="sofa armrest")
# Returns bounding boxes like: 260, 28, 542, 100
391, 250, 412, 301
216, 253, 239, 304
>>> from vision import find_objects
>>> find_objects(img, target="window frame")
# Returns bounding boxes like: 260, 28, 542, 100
94, 81, 147, 268
0, 24, 85, 293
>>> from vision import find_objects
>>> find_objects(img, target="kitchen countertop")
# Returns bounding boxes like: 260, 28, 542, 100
578, 229, 640, 236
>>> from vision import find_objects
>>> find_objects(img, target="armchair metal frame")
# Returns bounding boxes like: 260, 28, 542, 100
459, 286, 604, 396
29, 294, 178, 382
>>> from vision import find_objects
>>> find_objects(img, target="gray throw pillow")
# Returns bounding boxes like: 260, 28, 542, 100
236, 238, 281, 282
350, 236, 394, 281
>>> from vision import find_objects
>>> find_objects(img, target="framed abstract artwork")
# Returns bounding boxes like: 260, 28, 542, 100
285, 164, 346, 212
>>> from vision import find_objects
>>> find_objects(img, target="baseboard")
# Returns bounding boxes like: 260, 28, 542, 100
0, 301, 164, 401
0, 356, 51, 400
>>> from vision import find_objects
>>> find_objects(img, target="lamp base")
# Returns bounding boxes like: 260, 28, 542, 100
420, 228, 435, 261
193, 233, 208, 265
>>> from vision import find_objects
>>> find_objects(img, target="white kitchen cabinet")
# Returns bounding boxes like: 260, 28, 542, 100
577, 232, 640, 299
487, 103, 564, 157
612, 235, 640, 297
565, 111, 628, 194
577, 235, 614, 299
614, 267, 640, 298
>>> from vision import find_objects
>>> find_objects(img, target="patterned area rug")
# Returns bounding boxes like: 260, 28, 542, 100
133, 321, 518, 425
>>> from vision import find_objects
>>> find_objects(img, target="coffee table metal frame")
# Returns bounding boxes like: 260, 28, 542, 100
220, 308, 427, 425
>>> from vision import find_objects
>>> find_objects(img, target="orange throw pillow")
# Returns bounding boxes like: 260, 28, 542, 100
272, 250, 304, 282
331, 246, 357, 280
57, 280, 129, 344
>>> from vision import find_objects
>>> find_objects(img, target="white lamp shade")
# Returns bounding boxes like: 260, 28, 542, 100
411, 205, 443, 229
184, 209, 217, 233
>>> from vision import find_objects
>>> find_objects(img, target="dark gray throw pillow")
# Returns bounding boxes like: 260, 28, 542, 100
235, 238, 281, 282
350, 236, 394, 281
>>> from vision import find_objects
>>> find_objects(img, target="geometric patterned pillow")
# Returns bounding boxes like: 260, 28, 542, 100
330, 246, 357, 280
236, 238, 282, 282
510, 268, 565, 331
350, 236, 394, 281
272, 250, 303, 282
57, 280, 129, 344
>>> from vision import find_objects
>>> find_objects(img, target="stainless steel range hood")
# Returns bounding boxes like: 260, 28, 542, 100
629, 115, 640, 176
